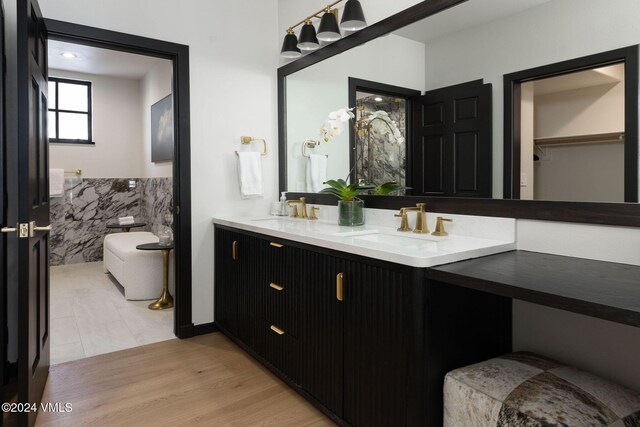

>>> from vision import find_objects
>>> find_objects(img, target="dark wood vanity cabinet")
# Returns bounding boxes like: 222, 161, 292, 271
214, 225, 511, 426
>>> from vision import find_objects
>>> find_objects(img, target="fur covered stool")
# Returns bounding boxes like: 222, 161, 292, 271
444, 352, 640, 426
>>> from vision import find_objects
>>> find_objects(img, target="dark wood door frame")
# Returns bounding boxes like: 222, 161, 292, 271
44, 19, 194, 338
504, 45, 639, 201
348, 77, 420, 187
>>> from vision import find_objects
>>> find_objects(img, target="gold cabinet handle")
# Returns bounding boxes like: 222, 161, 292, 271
270, 242, 283, 248
269, 283, 284, 291
270, 325, 285, 335
232, 240, 238, 261
336, 272, 344, 301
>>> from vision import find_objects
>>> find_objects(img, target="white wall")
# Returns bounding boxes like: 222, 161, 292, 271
49, 69, 143, 178
516, 220, 640, 391
423, 0, 640, 198
535, 83, 625, 138
286, 34, 425, 191
140, 60, 173, 178
39, 0, 280, 325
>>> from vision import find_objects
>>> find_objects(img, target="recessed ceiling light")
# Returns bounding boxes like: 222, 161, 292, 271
61, 52, 78, 59
374, 97, 383, 102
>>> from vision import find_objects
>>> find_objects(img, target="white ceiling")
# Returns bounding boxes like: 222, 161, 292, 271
394, 0, 553, 44
48, 40, 170, 79
533, 64, 625, 96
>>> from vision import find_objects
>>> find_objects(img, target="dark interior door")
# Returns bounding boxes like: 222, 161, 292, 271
9, 1, 50, 426
413, 79, 492, 197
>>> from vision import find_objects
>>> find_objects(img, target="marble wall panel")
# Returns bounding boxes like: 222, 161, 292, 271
50, 177, 172, 266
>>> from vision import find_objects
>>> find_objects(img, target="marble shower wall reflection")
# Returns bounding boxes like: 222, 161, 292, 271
50, 177, 173, 266
355, 95, 407, 187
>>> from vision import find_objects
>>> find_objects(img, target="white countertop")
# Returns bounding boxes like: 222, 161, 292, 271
212, 215, 516, 268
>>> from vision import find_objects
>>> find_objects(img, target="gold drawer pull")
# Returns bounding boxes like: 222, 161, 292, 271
232, 240, 238, 261
270, 242, 284, 248
336, 272, 344, 301
269, 283, 284, 291
270, 325, 285, 335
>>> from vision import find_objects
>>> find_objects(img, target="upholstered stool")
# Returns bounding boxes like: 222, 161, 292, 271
444, 352, 640, 426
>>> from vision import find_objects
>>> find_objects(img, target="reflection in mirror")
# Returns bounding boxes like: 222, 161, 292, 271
519, 64, 626, 202
282, 0, 640, 203
354, 92, 407, 187
285, 33, 425, 192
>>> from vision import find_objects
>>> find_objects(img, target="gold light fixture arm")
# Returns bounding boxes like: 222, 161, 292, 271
287, 0, 343, 33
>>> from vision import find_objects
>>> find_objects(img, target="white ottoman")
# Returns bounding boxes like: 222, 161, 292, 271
103, 231, 171, 300
444, 352, 640, 426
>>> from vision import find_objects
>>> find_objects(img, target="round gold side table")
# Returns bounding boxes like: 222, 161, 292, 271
136, 242, 174, 310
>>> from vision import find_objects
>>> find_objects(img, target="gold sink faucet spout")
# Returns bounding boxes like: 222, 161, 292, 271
287, 197, 307, 219
396, 203, 429, 234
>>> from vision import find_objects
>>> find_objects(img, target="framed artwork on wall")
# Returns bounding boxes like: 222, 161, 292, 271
151, 94, 174, 162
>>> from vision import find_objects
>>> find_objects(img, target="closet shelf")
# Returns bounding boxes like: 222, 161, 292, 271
534, 131, 624, 146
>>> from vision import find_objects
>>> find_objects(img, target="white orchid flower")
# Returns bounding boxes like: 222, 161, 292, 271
329, 107, 355, 122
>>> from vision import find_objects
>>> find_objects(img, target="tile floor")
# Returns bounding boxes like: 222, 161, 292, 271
50, 261, 174, 365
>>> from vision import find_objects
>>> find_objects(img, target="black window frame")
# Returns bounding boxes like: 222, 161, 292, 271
48, 76, 94, 144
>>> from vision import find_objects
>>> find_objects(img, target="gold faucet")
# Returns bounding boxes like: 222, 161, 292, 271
309, 206, 319, 220
432, 217, 452, 236
287, 197, 307, 219
395, 209, 410, 232
396, 203, 429, 234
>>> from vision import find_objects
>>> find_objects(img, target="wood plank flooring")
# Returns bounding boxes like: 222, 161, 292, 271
35, 333, 334, 426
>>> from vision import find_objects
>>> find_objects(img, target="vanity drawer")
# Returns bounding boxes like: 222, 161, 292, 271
262, 239, 296, 283
261, 280, 299, 338
254, 320, 301, 385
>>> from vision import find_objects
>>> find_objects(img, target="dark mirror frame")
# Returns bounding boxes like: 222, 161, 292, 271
278, 0, 640, 227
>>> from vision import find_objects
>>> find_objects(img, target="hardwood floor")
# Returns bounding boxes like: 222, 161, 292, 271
35, 333, 334, 426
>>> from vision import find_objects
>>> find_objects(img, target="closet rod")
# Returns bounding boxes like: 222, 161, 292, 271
534, 132, 624, 146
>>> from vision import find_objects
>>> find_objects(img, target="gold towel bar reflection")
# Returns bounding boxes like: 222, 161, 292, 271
64, 169, 82, 175
236, 136, 267, 156
302, 139, 328, 158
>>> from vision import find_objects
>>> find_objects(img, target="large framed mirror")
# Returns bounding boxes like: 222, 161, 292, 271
278, 0, 640, 227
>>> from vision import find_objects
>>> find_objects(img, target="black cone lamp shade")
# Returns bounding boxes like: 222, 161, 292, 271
297, 20, 320, 51
340, 0, 367, 31
280, 30, 301, 58
317, 10, 342, 42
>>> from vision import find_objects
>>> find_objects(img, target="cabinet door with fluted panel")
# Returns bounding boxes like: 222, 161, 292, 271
214, 228, 241, 336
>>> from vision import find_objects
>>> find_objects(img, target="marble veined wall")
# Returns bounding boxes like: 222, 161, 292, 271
355, 96, 407, 187
50, 177, 172, 266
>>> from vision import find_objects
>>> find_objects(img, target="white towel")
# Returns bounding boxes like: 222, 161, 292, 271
49, 168, 65, 197
237, 152, 263, 199
306, 154, 327, 193
118, 216, 135, 225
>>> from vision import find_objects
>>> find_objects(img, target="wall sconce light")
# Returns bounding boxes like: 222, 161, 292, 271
280, 0, 367, 59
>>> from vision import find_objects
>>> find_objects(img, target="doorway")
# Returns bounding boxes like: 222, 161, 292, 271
504, 45, 639, 201
348, 77, 420, 190
47, 40, 176, 364
44, 19, 193, 337
520, 64, 625, 202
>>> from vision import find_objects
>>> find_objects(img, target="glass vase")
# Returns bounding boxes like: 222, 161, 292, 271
338, 199, 365, 226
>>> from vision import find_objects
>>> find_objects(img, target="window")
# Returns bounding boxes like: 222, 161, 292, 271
48, 77, 93, 144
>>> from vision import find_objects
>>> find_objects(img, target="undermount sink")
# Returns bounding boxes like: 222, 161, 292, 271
353, 232, 442, 252
329, 229, 379, 237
